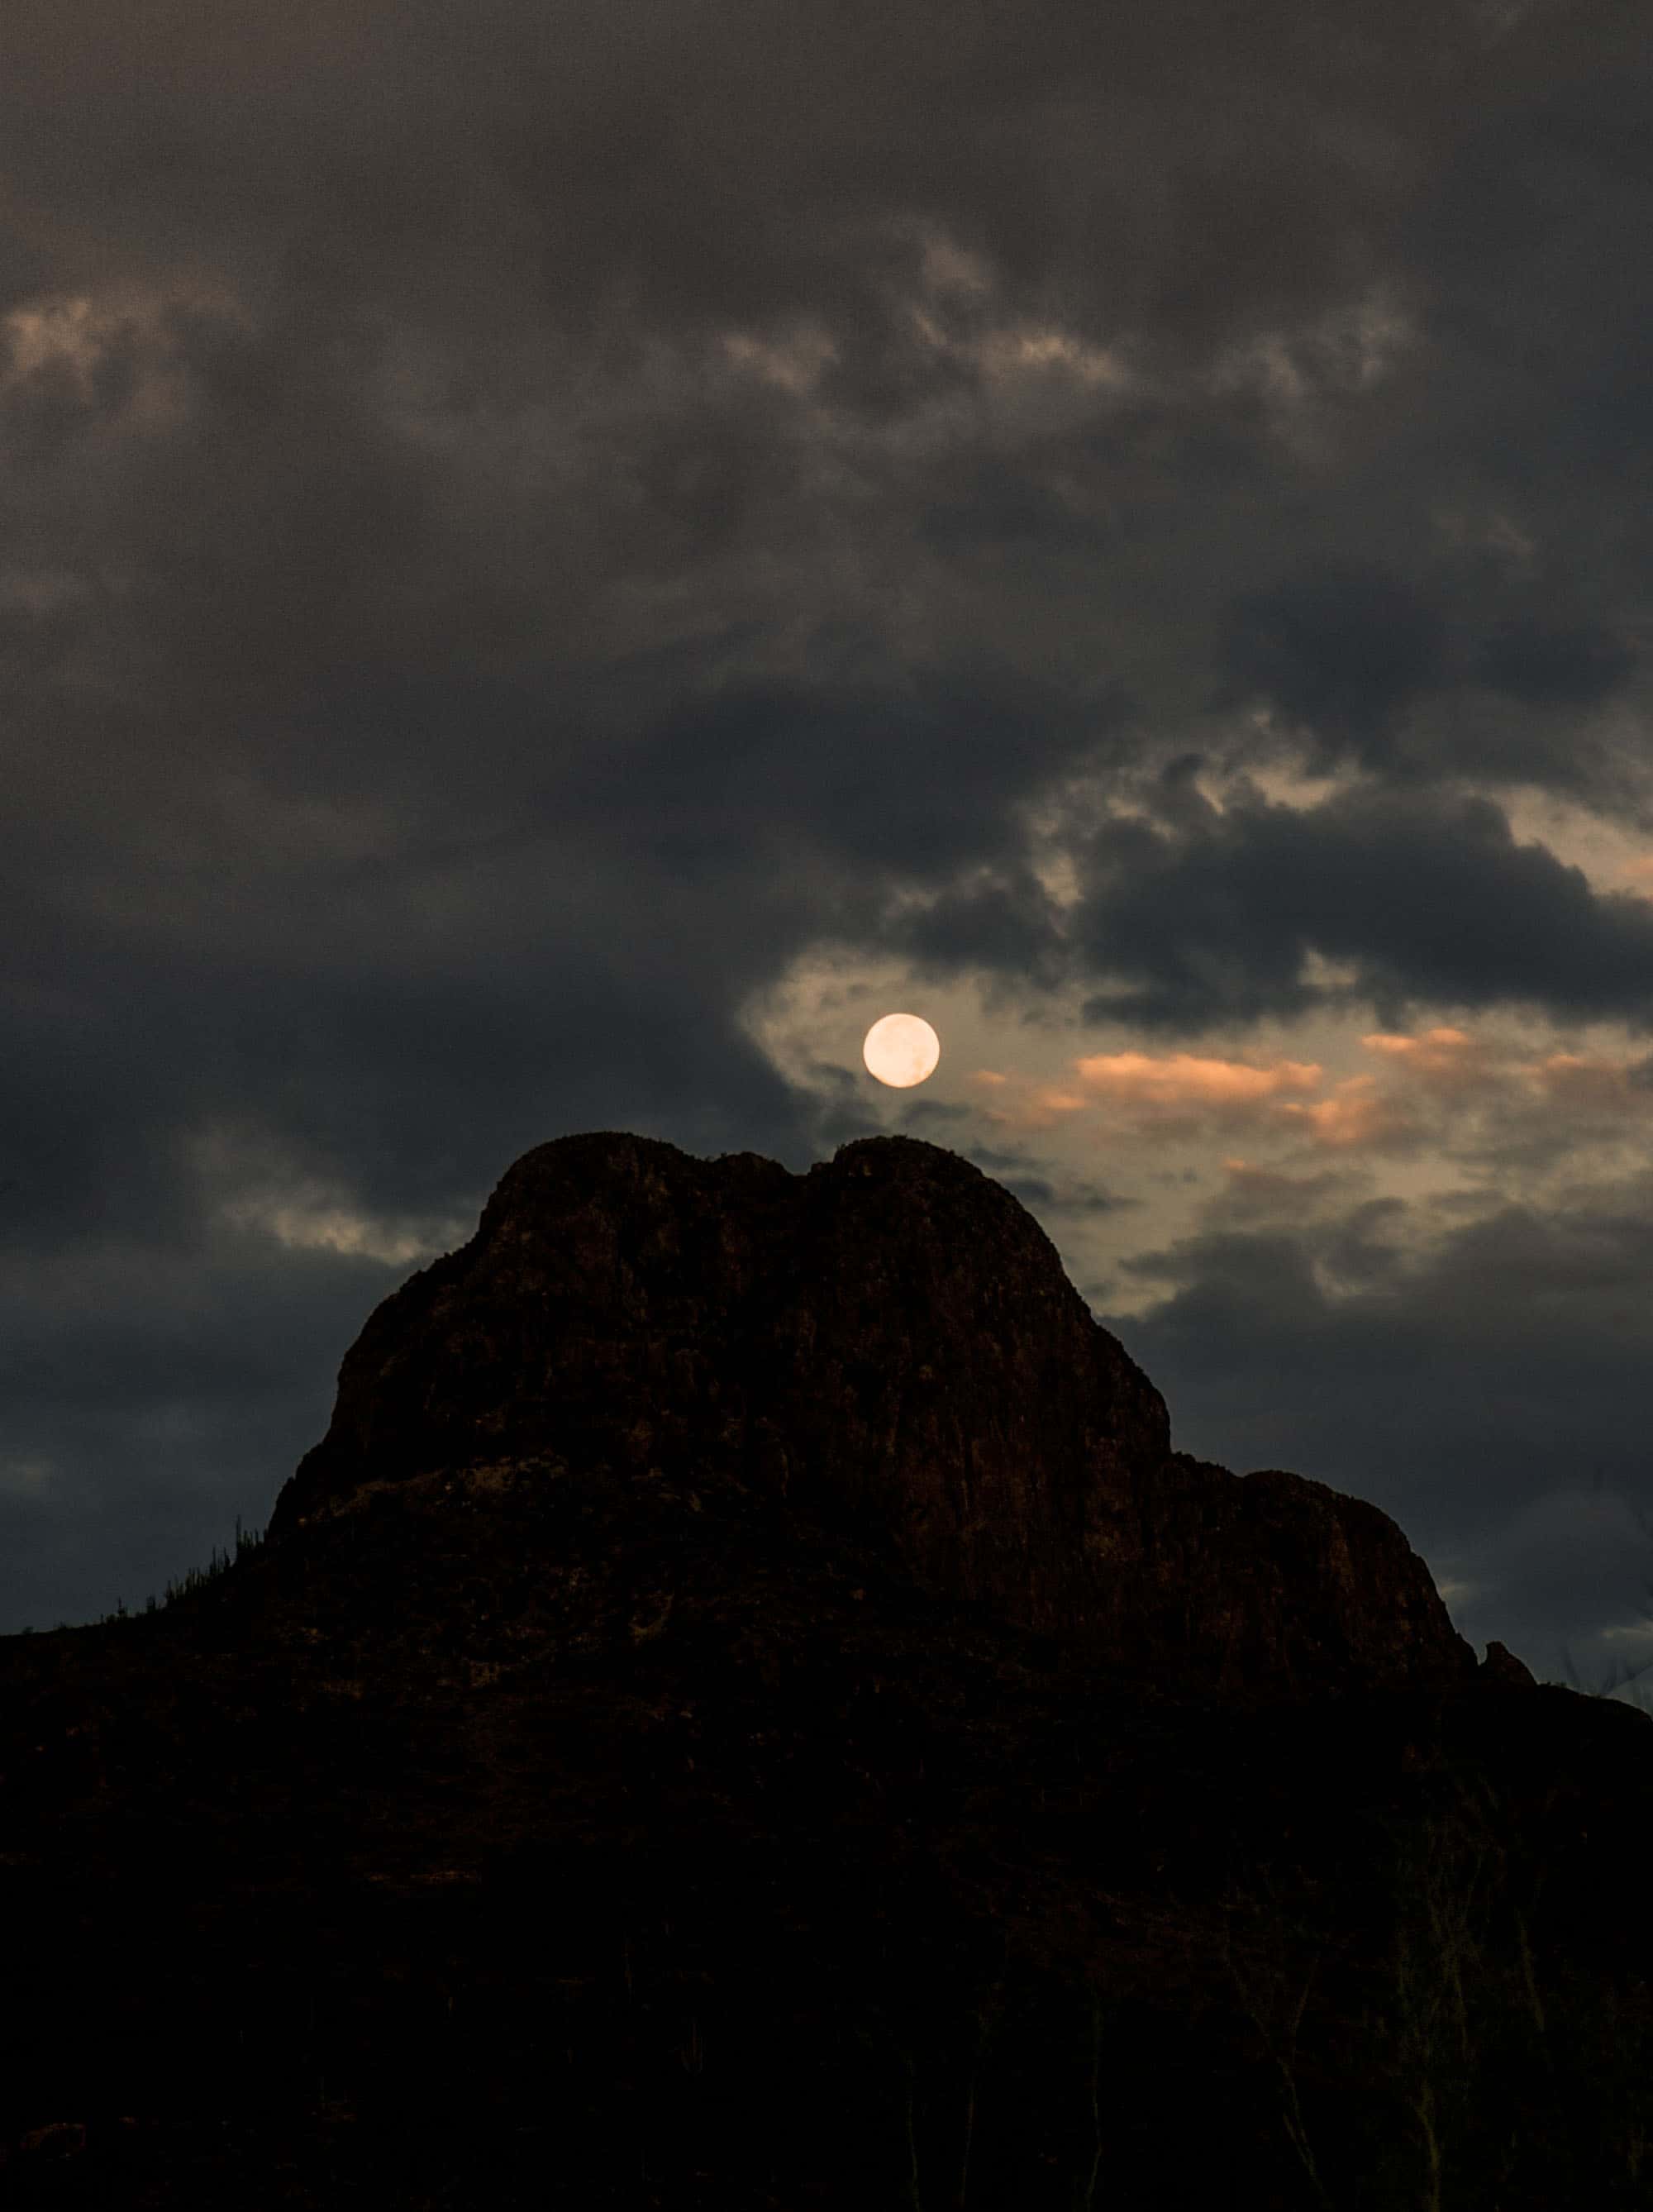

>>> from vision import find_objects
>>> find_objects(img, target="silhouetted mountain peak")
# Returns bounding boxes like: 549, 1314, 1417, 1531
266, 1130, 1519, 1704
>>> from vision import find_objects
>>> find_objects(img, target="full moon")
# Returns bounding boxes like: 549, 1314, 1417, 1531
862, 1012, 941, 1088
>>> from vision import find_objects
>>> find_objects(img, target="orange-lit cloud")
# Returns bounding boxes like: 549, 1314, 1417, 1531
1365, 1029, 1647, 1113
1071, 1050, 1322, 1107
1358, 1027, 1501, 1095
1511, 1051, 1641, 1108
1272, 1075, 1417, 1150
969, 1027, 1653, 1151
970, 1049, 1324, 1134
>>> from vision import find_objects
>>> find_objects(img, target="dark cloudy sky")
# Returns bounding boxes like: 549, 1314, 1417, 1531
5, 0, 1653, 1704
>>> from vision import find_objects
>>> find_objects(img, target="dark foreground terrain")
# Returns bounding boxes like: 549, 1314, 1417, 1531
6, 1463, 1651, 2212
3, 1132, 1650, 2208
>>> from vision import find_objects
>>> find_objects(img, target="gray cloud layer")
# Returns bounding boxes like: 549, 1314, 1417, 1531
4, 0, 1652, 1702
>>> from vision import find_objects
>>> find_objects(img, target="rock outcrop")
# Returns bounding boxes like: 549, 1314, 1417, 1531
269, 1130, 1506, 1702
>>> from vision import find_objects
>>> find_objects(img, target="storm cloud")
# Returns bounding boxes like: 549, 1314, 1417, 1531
4, 0, 1653, 1705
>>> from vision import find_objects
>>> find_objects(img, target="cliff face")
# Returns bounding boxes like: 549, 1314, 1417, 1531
268, 1129, 1498, 1701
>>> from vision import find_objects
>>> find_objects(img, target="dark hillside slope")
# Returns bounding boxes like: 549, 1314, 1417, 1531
2, 1132, 1648, 2209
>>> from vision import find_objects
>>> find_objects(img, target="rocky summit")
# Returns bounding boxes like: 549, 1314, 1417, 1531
2, 1132, 1650, 2211
270, 1130, 1512, 1703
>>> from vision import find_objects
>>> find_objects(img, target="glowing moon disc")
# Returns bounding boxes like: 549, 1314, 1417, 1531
863, 1012, 941, 1089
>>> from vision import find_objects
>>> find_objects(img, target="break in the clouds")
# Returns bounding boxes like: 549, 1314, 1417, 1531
3, 0, 1653, 1705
